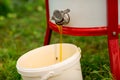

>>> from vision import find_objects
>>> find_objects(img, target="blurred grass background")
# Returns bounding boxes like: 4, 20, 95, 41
0, 0, 113, 80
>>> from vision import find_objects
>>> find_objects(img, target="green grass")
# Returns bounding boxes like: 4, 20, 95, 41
0, 0, 113, 80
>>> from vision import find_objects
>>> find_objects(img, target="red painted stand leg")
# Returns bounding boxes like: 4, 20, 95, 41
108, 39, 120, 79
44, 0, 52, 45
44, 27, 52, 45
107, 0, 120, 79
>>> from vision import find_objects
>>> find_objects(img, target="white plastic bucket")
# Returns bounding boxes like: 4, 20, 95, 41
49, 0, 120, 28
16, 43, 83, 80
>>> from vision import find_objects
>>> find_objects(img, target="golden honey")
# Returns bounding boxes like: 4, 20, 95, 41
57, 25, 63, 62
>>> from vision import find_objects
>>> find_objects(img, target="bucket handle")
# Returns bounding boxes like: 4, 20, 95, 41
41, 71, 55, 80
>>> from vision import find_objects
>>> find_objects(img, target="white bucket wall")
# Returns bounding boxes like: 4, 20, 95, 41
49, 0, 120, 28
16, 43, 83, 80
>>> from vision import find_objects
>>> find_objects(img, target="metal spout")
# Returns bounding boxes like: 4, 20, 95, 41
52, 9, 70, 25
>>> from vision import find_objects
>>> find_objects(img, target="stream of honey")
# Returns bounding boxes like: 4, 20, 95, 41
19, 25, 63, 68
57, 25, 63, 62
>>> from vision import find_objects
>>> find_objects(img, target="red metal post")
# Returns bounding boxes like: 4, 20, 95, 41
107, 0, 120, 79
44, 0, 52, 45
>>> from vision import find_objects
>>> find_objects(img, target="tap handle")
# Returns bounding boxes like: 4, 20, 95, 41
62, 9, 70, 14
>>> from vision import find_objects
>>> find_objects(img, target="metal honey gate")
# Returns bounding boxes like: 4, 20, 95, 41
44, 0, 120, 79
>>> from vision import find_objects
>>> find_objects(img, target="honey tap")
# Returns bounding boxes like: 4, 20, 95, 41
52, 9, 70, 25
